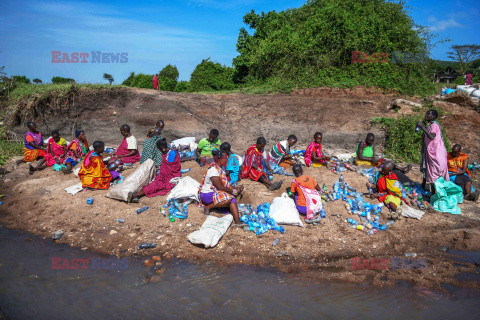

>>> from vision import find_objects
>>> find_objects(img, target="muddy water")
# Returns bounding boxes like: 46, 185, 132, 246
0, 228, 479, 320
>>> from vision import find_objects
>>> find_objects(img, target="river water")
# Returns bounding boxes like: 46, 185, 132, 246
0, 227, 479, 320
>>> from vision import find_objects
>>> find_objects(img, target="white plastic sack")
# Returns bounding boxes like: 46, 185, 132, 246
333, 153, 355, 162
73, 167, 80, 177
105, 159, 156, 202
167, 176, 201, 201
171, 137, 196, 150
401, 205, 425, 220
188, 215, 233, 248
269, 193, 304, 227
64, 182, 83, 195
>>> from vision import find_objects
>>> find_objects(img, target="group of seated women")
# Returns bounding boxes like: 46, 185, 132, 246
16, 118, 478, 225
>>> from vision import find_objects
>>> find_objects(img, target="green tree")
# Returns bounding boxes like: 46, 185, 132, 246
447, 44, 480, 75
159, 64, 179, 82
158, 77, 177, 91
190, 58, 235, 91
12, 75, 30, 84
103, 73, 114, 84
130, 73, 154, 89
122, 72, 135, 86
232, 0, 433, 95
52, 76, 75, 84
33, 78, 42, 84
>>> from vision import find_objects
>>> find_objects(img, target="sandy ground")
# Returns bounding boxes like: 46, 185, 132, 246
1, 153, 479, 290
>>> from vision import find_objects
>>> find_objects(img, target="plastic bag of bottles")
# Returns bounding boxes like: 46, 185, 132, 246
240, 202, 285, 235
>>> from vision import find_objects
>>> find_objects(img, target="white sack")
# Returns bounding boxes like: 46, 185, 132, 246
105, 159, 156, 202
171, 137, 196, 149
333, 153, 355, 162
167, 176, 201, 202
73, 167, 80, 177
269, 193, 304, 227
401, 205, 425, 220
188, 215, 233, 248
64, 182, 83, 195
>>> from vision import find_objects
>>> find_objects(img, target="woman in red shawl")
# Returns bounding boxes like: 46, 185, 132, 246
109, 124, 141, 167
152, 74, 159, 90
305, 132, 331, 167
241, 137, 282, 191
128, 138, 181, 202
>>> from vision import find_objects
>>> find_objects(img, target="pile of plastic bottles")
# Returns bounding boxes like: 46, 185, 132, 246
109, 175, 124, 187
178, 150, 196, 160
400, 182, 432, 210
239, 203, 285, 235
468, 161, 480, 171
162, 199, 191, 221
269, 165, 295, 178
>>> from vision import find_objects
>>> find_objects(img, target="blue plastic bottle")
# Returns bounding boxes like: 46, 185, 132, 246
137, 206, 149, 214
320, 209, 326, 219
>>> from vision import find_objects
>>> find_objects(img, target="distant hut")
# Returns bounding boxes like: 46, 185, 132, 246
434, 67, 460, 84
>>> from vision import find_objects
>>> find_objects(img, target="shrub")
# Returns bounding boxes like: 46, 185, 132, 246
122, 72, 135, 86
52, 76, 75, 84
174, 81, 189, 92
130, 73, 154, 89
12, 75, 30, 84
371, 114, 450, 163
189, 58, 235, 91
158, 76, 177, 91
159, 64, 179, 82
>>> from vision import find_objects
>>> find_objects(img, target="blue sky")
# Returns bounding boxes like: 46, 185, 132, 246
0, 0, 478, 84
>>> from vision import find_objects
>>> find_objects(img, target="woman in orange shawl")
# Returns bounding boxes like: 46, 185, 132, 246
447, 144, 478, 201
78, 141, 112, 190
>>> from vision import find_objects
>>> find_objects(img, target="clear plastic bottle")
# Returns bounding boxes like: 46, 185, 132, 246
339, 174, 344, 184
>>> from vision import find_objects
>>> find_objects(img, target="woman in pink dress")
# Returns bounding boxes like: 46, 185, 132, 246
417, 109, 449, 192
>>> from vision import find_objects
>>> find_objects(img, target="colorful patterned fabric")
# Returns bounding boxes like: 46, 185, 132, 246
292, 176, 322, 219
140, 135, 163, 166
199, 163, 234, 205
241, 145, 267, 181
24, 131, 42, 150
23, 148, 46, 162
142, 150, 181, 197
44, 137, 67, 167
305, 141, 325, 167
268, 140, 289, 166
78, 151, 112, 190
421, 121, 449, 183
116, 137, 141, 164
447, 152, 470, 178
65, 138, 88, 164
374, 172, 403, 204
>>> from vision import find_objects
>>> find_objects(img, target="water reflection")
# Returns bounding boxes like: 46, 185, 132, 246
0, 228, 479, 320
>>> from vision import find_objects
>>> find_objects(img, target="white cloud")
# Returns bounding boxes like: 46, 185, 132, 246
427, 16, 463, 32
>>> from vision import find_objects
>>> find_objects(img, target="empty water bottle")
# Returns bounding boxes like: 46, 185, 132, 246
339, 174, 344, 184
373, 215, 379, 225
320, 209, 326, 219
346, 218, 358, 225
137, 206, 149, 214
181, 168, 191, 174
138, 243, 156, 249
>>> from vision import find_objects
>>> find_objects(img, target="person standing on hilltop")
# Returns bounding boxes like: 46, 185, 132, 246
417, 109, 449, 192
14, 121, 47, 169
152, 74, 159, 90
196, 129, 221, 167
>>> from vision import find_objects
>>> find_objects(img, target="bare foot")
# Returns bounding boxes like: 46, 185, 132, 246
203, 206, 210, 215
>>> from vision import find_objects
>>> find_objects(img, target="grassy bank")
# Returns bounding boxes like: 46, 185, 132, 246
0, 126, 22, 166
3, 83, 124, 102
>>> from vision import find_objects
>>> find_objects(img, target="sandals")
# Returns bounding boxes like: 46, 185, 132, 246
267, 180, 284, 191
29, 164, 35, 175
127, 191, 134, 203
305, 215, 322, 224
